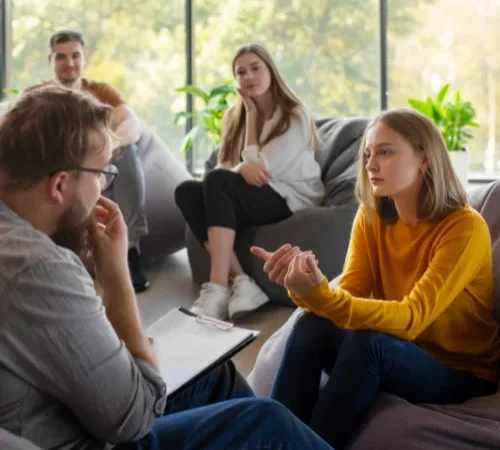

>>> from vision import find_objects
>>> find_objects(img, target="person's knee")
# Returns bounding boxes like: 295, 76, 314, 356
112, 144, 139, 164
252, 399, 298, 433
288, 312, 331, 349
175, 180, 202, 209
347, 329, 396, 355
203, 169, 238, 193
238, 398, 292, 422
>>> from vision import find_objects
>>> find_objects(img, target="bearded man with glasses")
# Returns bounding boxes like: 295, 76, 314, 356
0, 86, 335, 450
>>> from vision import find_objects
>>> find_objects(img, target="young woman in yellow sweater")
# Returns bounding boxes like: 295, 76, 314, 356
252, 108, 500, 449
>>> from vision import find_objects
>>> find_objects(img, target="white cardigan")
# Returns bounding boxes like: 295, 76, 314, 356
221, 106, 324, 212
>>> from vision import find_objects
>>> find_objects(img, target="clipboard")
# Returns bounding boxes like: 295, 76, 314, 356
146, 307, 260, 399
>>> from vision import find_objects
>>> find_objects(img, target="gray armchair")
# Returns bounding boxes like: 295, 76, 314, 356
135, 130, 191, 264
186, 116, 370, 306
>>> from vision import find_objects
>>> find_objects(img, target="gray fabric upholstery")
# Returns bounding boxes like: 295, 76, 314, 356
136, 129, 191, 264
0, 429, 42, 450
347, 392, 500, 450
186, 116, 369, 306
314, 116, 368, 206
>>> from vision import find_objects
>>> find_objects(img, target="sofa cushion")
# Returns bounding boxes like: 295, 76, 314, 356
347, 392, 500, 450
313, 116, 369, 207
469, 181, 500, 323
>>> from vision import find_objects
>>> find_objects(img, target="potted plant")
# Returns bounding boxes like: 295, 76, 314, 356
408, 84, 479, 187
174, 80, 236, 157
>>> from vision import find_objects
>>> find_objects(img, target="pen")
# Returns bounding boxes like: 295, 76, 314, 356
196, 315, 234, 331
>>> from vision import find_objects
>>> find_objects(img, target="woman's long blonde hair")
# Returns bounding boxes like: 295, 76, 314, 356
218, 43, 320, 165
356, 108, 468, 223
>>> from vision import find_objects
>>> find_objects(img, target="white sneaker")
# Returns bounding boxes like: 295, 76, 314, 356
190, 282, 231, 320
228, 275, 269, 320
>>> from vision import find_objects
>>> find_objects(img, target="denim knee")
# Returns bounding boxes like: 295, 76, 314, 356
241, 398, 295, 429
343, 329, 399, 361
112, 143, 139, 164
291, 311, 317, 336
288, 312, 342, 350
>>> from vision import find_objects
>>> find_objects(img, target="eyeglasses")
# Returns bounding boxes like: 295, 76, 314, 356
52, 164, 119, 190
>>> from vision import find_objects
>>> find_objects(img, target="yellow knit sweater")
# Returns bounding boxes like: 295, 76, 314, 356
294, 205, 500, 382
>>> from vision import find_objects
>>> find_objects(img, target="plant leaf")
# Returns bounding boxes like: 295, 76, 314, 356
173, 111, 194, 125
407, 83, 479, 151
180, 127, 201, 154
209, 85, 236, 98
408, 98, 430, 116
175, 85, 210, 104
436, 84, 450, 105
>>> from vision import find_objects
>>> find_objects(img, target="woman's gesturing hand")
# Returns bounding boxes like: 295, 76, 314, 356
251, 244, 319, 287
284, 252, 325, 297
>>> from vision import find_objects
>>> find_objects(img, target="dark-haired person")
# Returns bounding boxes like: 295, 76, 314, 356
24, 29, 149, 292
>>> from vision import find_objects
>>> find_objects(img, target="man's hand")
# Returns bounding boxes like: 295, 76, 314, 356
239, 162, 271, 186
251, 244, 318, 287
284, 252, 325, 297
87, 196, 129, 288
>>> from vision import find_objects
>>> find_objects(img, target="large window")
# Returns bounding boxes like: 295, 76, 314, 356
6, 0, 500, 177
388, 0, 500, 177
10, 0, 185, 160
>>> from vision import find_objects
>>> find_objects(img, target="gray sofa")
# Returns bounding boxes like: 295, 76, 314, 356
186, 116, 369, 306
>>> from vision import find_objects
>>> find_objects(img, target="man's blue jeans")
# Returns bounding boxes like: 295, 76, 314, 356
271, 313, 496, 449
116, 361, 334, 450
110, 144, 148, 248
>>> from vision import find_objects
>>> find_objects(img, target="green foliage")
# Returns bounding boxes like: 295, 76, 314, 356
9, 0, 455, 171
174, 80, 236, 154
408, 84, 479, 151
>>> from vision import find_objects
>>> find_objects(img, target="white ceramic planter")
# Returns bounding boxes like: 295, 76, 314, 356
448, 149, 468, 188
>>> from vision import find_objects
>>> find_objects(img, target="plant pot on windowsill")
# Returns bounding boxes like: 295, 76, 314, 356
448, 147, 468, 188
408, 84, 479, 190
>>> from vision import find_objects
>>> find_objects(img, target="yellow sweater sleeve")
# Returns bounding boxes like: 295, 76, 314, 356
337, 206, 373, 298
293, 213, 491, 341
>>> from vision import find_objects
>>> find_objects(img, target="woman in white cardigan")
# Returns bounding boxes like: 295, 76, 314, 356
175, 43, 324, 320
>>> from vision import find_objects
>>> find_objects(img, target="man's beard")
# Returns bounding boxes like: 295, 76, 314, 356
50, 195, 92, 256
60, 78, 77, 86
